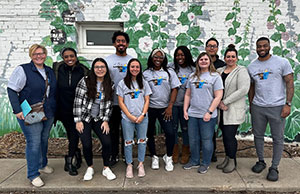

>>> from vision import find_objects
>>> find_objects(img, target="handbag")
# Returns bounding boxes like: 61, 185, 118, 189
24, 75, 49, 125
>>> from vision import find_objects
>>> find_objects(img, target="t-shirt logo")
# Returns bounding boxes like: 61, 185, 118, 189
96, 92, 102, 99
179, 75, 187, 84
126, 89, 141, 99
153, 76, 164, 85
113, 63, 127, 72
257, 69, 272, 80
194, 80, 205, 88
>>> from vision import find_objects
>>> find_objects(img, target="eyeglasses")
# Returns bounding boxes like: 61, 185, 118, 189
206, 45, 218, 49
32, 53, 45, 57
94, 65, 106, 70
153, 56, 164, 60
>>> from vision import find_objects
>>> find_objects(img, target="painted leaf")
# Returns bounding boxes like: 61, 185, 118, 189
235, 35, 242, 44
41, 36, 52, 47
44, 56, 53, 67
297, 52, 300, 63
292, 81, 300, 109
275, 23, 286, 32
150, 5, 158, 12
270, 32, 281, 42
161, 39, 167, 48
187, 26, 201, 40
50, 17, 64, 29
139, 13, 150, 24
190, 40, 203, 46
274, 9, 281, 15
158, 0, 164, 3
282, 49, 290, 56
272, 46, 282, 56
152, 42, 159, 49
228, 27, 236, 36
150, 31, 159, 40
178, 12, 190, 26
152, 23, 158, 31
161, 32, 169, 39
238, 48, 250, 59
152, 15, 159, 23
189, 5, 202, 16
62, 25, 76, 36
232, 20, 240, 29
287, 57, 295, 69
298, 34, 300, 41
125, 9, 138, 27
225, 12, 234, 21
159, 21, 168, 28
57, 1, 69, 14
142, 24, 151, 33
267, 15, 275, 22
176, 33, 191, 47
109, 5, 123, 20
285, 109, 300, 140
286, 41, 296, 48
53, 41, 76, 53
116, 0, 132, 3
134, 30, 147, 39
191, 47, 200, 59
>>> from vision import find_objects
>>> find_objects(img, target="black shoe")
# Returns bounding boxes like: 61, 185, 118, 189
211, 152, 217, 162
74, 149, 82, 169
251, 161, 266, 173
64, 155, 78, 176
267, 167, 279, 181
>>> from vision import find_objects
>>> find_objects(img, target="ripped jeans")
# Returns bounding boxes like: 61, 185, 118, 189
121, 116, 148, 164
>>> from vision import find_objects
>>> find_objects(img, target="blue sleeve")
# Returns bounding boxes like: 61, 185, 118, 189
7, 87, 22, 114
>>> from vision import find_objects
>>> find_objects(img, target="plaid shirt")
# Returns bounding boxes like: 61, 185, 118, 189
73, 78, 112, 123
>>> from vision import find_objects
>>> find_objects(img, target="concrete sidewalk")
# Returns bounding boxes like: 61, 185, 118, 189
0, 157, 300, 193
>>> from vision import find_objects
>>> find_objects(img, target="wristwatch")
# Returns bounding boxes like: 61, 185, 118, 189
208, 111, 213, 115
141, 113, 146, 117
286, 102, 292, 106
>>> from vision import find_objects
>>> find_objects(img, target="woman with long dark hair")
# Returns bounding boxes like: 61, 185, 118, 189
117, 58, 152, 178
183, 52, 223, 174
216, 44, 250, 173
73, 58, 116, 181
54, 47, 89, 176
143, 48, 181, 172
169, 46, 195, 164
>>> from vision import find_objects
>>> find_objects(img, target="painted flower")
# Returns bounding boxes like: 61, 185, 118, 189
127, 48, 137, 58
188, 12, 195, 21
169, 23, 189, 37
275, 0, 280, 7
121, 12, 130, 21
139, 36, 153, 53
281, 32, 289, 41
267, 22, 274, 29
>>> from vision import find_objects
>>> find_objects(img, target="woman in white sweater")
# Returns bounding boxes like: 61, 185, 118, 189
216, 44, 250, 173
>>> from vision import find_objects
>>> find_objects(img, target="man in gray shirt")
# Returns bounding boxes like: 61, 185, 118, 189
248, 37, 294, 182
105, 31, 132, 166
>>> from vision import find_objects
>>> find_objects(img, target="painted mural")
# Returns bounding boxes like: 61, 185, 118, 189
0, 0, 299, 141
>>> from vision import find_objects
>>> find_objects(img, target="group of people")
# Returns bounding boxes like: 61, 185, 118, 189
7, 30, 294, 187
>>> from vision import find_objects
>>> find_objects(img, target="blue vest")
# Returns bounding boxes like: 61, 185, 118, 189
19, 61, 57, 118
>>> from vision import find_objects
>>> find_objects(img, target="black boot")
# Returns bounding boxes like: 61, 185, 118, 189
74, 149, 82, 169
64, 155, 78, 176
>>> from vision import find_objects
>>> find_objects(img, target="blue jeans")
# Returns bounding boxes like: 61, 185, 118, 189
172, 105, 189, 145
188, 116, 217, 167
18, 117, 54, 180
122, 117, 148, 164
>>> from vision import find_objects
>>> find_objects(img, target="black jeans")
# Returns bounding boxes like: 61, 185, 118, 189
79, 120, 111, 167
147, 107, 175, 157
219, 110, 239, 159
61, 115, 80, 157
109, 106, 124, 158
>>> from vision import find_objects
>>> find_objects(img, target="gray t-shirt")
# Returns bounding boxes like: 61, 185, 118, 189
247, 55, 293, 107
91, 81, 102, 118
168, 63, 195, 106
143, 68, 181, 108
186, 72, 223, 118
105, 54, 133, 105
116, 79, 152, 121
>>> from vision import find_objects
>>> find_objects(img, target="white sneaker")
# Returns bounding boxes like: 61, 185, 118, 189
31, 176, 44, 187
39, 165, 54, 174
151, 155, 159, 170
102, 167, 116, 180
163, 154, 174, 172
83, 167, 94, 181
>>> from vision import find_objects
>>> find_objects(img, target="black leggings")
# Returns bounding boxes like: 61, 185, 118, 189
109, 106, 124, 158
147, 107, 175, 157
79, 120, 111, 167
61, 115, 80, 157
219, 111, 239, 159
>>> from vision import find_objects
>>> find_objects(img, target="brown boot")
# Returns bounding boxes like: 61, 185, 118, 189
180, 145, 190, 164
172, 144, 179, 164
